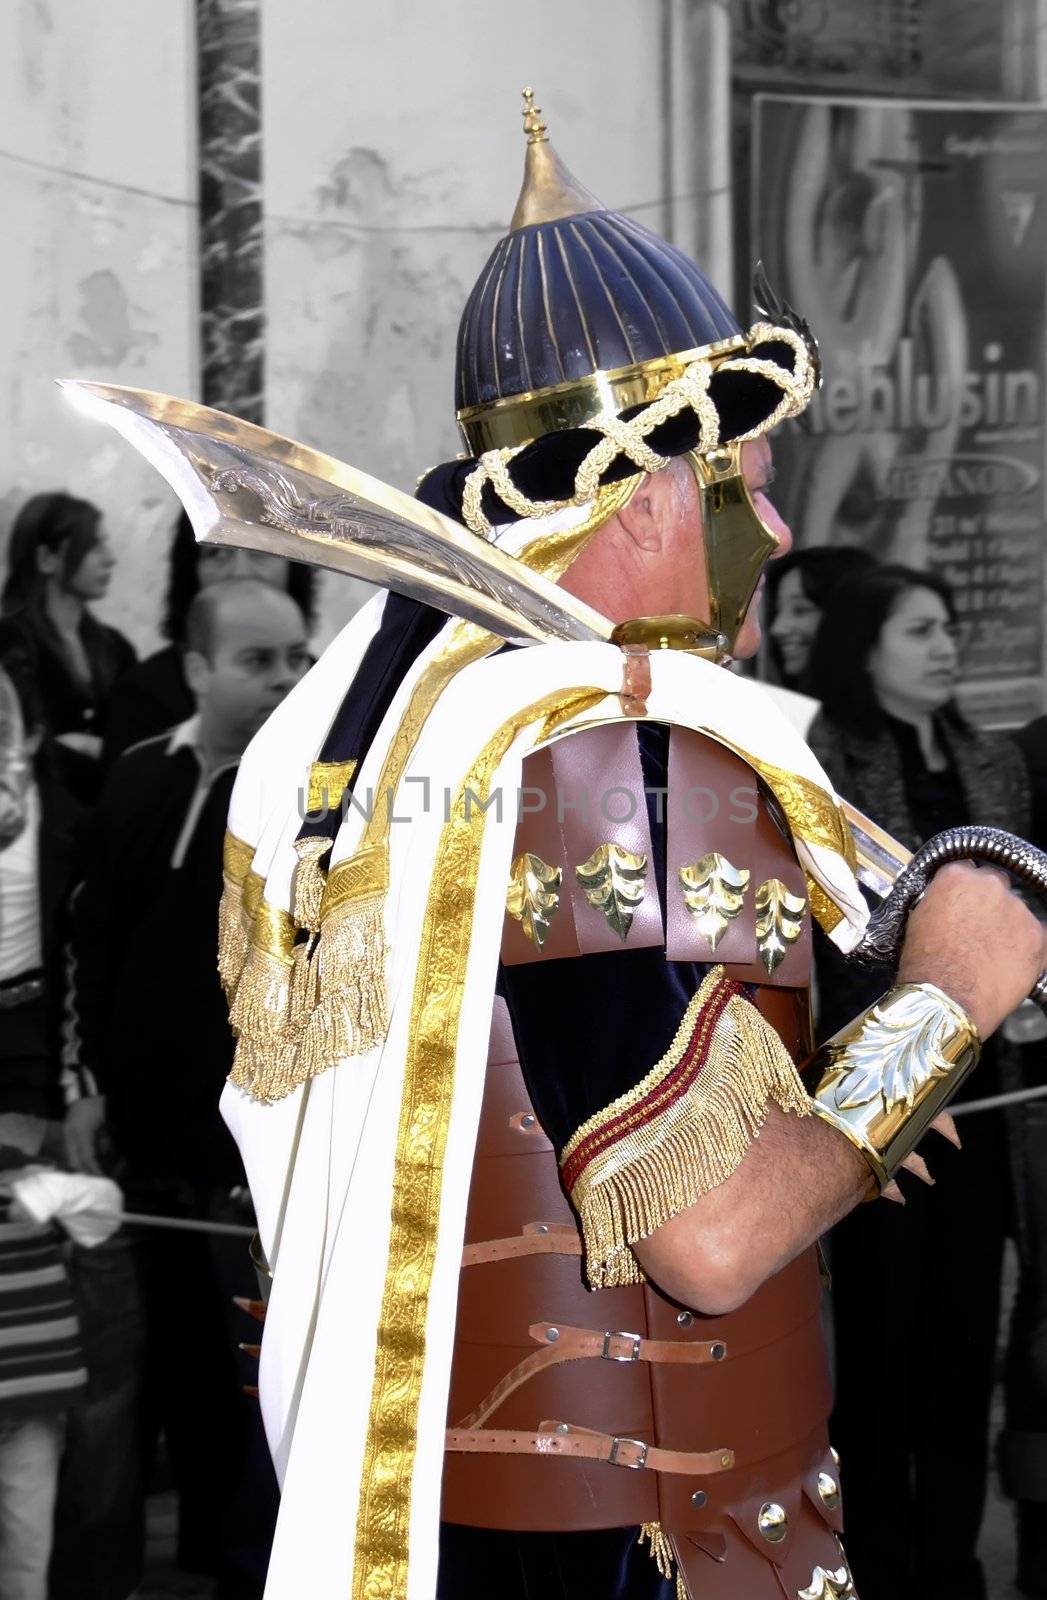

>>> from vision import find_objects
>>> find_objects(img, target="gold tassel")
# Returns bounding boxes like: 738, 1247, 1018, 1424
227, 944, 294, 1044
217, 879, 249, 1000
565, 975, 812, 1288
229, 1030, 300, 1104
638, 1523, 688, 1598
218, 831, 258, 1000
292, 837, 332, 932
225, 896, 299, 1102
287, 935, 319, 1032
294, 896, 389, 1075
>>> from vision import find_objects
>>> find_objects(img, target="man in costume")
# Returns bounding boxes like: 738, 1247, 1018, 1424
67, 94, 1045, 1600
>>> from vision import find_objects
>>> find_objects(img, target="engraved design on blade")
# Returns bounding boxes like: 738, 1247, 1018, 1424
575, 844, 648, 941
832, 988, 955, 1114
208, 464, 601, 644
506, 852, 563, 950
754, 877, 806, 974
679, 851, 750, 949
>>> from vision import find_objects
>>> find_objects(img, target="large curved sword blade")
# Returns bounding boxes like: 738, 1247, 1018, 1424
58, 381, 613, 647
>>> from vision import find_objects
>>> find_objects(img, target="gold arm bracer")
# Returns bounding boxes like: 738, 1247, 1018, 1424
810, 982, 980, 1191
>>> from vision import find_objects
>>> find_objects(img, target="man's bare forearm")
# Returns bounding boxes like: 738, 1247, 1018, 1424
633, 1104, 870, 1314
633, 866, 1047, 1316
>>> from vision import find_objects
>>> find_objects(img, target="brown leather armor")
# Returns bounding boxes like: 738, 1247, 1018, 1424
442, 727, 849, 1596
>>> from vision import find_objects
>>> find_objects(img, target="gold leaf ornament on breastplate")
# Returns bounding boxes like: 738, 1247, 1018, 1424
798, 1561, 857, 1600
679, 851, 750, 949
575, 843, 648, 940
506, 852, 563, 949
754, 877, 806, 974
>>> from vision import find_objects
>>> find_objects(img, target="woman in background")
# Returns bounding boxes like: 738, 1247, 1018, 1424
807, 563, 1027, 1600
102, 511, 317, 762
763, 545, 876, 690
0, 494, 134, 805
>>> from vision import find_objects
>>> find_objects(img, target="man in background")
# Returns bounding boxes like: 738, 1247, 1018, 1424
56, 578, 309, 1600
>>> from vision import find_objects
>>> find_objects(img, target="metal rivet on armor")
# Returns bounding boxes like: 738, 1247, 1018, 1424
520, 1113, 536, 1129
545, 1327, 560, 1342
535, 1224, 549, 1234
817, 1471, 840, 1510
829, 1445, 840, 1467
757, 1502, 788, 1544
720, 1452, 731, 1468
691, 1490, 707, 1509
676, 1310, 693, 1327
711, 1342, 726, 1361
555, 1422, 569, 1435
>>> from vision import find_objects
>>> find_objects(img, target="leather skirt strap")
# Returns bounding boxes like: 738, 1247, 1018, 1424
457, 1321, 729, 1429
446, 1420, 734, 1476
460, 1224, 582, 1268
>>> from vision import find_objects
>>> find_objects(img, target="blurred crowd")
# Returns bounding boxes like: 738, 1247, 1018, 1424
0, 493, 314, 1600
0, 496, 1044, 1600
765, 548, 1047, 1600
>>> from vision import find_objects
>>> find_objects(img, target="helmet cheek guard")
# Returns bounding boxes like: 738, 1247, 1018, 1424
690, 445, 781, 658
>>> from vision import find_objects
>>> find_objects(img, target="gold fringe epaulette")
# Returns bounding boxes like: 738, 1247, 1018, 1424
560, 966, 811, 1288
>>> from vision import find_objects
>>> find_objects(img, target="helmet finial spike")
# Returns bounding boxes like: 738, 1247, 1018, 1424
521, 87, 548, 146
510, 91, 601, 230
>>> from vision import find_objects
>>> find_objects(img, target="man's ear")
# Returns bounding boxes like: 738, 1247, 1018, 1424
182, 648, 210, 699
615, 469, 676, 554
36, 545, 61, 578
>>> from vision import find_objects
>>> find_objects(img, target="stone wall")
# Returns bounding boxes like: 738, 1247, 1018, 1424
261, 1, 680, 643
1, 0, 728, 652
0, 0, 198, 653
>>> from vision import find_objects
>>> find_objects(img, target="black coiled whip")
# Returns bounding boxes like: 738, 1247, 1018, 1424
853, 825, 1047, 1009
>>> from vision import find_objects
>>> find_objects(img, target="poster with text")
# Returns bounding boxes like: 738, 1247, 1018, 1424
752, 95, 1047, 725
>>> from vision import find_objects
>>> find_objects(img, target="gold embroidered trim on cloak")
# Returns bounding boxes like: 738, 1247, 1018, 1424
747, 756, 856, 869
560, 967, 811, 1288
807, 875, 843, 935
306, 758, 357, 814
296, 622, 497, 1076
223, 830, 255, 884
217, 831, 261, 1000
352, 685, 605, 1600
285, 496, 629, 1089
226, 898, 300, 1099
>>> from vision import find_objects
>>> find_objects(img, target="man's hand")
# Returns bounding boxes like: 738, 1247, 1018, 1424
64, 1095, 107, 1177
897, 862, 1046, 1038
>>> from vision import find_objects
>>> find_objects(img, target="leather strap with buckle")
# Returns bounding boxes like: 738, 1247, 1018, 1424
445, 1420, 734, 1475
456, 1321, 729, 1429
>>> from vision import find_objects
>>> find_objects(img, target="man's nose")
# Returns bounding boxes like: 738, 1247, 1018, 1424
772, 517, 793, 559
270, 657, 299, 690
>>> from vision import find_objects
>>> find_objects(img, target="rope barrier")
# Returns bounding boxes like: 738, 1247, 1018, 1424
950, 1082, 1047, 1118
75, 1078, 1047, 1243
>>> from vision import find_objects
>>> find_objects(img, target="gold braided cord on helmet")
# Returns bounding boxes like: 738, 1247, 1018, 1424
459, 321, 816, 537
